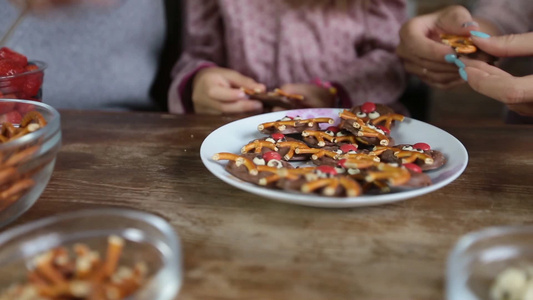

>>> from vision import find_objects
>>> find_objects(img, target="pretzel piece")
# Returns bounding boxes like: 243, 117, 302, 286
440, 34, 477, 54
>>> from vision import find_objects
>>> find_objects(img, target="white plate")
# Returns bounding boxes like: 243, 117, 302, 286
200, 108, 468, 208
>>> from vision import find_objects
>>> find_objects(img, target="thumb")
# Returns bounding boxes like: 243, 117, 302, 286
471, 32, 533, 57
224, 71, 265, 92
436, 5, 479, 36
465, 67, 533, 105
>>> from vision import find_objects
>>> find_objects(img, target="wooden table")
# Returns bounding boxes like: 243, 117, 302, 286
7, 111, 533, 300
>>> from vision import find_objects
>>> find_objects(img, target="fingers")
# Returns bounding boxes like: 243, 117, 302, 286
459, 58, 511, 77
206, 86, 247, 102
507, 103, 533, 117
224, 71, 265, 92
464, 67, 533, 105
397, 16, 455, 62
195, 98, 263, 114
397, 5, 478, 63
435, 5, 479, 34
471, 32, 533, 57
198, 85, 264, 114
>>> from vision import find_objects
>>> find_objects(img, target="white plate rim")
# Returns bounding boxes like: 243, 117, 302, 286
200, 108, 468, 208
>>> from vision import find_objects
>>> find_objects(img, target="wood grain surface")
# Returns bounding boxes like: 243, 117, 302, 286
5, 111, 533, 300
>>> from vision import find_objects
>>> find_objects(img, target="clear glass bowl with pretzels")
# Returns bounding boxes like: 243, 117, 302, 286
0, 208, 182, 300
0, 98, 61, 227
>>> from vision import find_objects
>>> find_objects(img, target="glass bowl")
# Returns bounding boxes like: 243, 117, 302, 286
446, 225, 533, 300
0, 61, 46, 101
0, 208, 182, 300
0, 98, 61, 227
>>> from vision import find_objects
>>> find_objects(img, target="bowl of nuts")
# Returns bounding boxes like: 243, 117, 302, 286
0, 98, 61, 227
446, 225, 533, 300
0, 208, 182, 300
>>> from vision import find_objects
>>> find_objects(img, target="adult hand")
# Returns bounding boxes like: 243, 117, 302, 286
396, 5, 480, 89
192, 67, 266, 114
461, 32, 533, 116
277, 83, 336, 111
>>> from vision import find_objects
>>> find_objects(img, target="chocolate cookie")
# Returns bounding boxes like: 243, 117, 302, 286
440, 34, 497, 65
243, 87, 305, 109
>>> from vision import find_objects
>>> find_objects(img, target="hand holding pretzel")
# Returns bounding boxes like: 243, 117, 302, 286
396, 5, 501, 89
460, 32, 533, 116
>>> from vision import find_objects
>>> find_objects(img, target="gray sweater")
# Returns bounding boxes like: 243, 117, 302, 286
0, 0, 165, 110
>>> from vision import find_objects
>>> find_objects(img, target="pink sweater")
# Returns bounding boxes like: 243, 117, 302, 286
168, 0, 407, 114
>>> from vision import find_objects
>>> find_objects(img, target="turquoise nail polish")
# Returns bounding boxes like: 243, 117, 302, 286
444, 54, 457, 63
459, 68, 468, 81
455, 59, 466, 68
470, 30, 491, 38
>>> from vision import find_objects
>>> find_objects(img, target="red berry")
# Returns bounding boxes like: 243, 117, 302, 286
271, 133, 285, 141
21, 71, 43, 98
326, 126, 339, 133
377, 125, 390, 134
0, 111, 22, 124
263, 151, 282, 162
0, 59, 25, 77
403, 163, 422, 173
16, 102, 36, 114
0, 47, 28, 66
316, 165, 337, 176
0, 102, 16, 114
340, 144, 358, 153
413, 142, 431, 151
361, 102, 376, 113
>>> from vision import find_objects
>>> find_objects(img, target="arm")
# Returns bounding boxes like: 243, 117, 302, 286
167, 0, 225, 114
337, 0, 407, 108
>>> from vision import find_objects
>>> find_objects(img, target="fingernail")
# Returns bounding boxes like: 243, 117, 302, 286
470, 30, 491, 38
454, 59, 466, 68
462, 21, 479, 28
444, 54, 457, 63
459, 68, 468, 81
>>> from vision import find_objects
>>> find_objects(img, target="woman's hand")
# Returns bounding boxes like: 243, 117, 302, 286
396, 5, 481, 89
461, 32, 533, 116
191, 67, 265, 114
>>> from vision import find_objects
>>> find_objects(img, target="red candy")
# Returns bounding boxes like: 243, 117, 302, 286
271, 133, 285, 141
413, 142, 431, 151
403, 163, 422, 173
340, 144, 358, 153
326, 126, 339, 133
316, 165, 337, 175
377, 125, 390, 134
337, 159, 347, 168
263, 151, 282, 162
360, 102, 376, 113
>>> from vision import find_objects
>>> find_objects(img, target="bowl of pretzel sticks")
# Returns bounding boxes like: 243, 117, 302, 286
0, 98, 61, 227
0, 208, 182, 300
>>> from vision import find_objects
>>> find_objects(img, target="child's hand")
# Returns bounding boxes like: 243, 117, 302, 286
192, 67, 265, 114
277, 83, 336, 111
